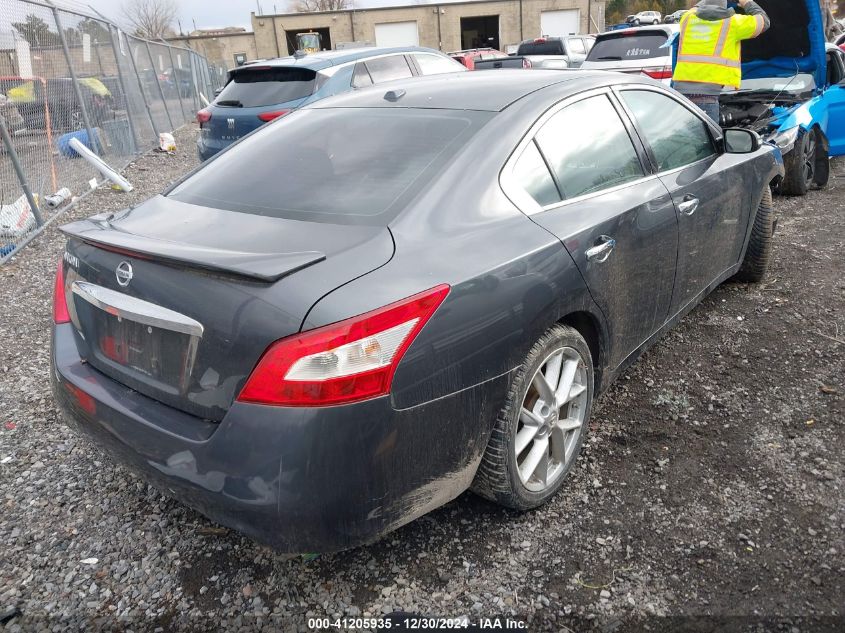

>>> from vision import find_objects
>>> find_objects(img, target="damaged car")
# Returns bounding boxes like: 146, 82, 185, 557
718, 0, 845, 195
52, 71, 783, 553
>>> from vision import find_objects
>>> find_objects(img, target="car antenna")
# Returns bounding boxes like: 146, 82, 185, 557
384, 89, 406, 102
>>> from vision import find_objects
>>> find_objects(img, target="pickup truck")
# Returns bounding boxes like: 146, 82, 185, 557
473, 35, 595, 70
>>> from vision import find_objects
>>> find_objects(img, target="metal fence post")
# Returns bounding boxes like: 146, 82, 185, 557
48, 1, 99, 155
125, 36, 158, 140
186, 50, 200, 111
105, 23, 139, 153
162, 41, 188, 124
145, 40, 174, 130
0, 113, 43, 227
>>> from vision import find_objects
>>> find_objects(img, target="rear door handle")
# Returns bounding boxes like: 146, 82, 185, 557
678, 196, 700, 216
586, 236, 616, 263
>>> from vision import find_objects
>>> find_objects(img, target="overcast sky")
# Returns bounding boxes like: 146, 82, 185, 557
82, 0, 467, 33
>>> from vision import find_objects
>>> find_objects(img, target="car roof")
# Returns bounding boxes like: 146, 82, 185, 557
237, 47, 443, 71
596, 24, 679, 38
308, 69, 643, 112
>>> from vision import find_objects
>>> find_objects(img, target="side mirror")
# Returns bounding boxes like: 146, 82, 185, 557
724, 128, 761, 154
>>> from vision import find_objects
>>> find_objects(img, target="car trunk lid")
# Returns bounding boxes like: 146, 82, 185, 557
582, 29, 672, 78
59, 195, 394, 421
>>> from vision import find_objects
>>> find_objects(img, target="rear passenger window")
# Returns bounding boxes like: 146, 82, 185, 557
512, 141, 560, 207
352, 63, 372, 88
413, 53, 464, 75
535, 95, 644, 199
365, 55, 413, 83
620, 90, 716, 171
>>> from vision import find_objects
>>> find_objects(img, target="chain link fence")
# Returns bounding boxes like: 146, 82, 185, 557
0, 0, 220, 263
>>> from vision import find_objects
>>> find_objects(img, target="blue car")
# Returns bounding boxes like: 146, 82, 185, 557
196, 47, 465, 161
716, 0, 845, 195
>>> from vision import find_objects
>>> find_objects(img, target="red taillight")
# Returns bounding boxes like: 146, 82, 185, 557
53, 258, 70, 324
257, 109, 291, 122
643, 68, 672, 80
196, 108, 211, 125
534, 38, 546, 43
237, 285, 450, 407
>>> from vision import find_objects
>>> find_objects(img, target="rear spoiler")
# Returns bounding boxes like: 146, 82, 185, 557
60, 219, 325, 283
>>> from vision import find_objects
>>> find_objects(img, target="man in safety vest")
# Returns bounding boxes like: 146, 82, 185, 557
673, 0, 770, 123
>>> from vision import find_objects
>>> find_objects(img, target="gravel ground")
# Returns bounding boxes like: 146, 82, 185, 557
0, 124, 843, 632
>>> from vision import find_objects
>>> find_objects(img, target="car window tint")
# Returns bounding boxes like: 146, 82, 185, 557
518, 40, 565, 55
535, 95, 644, 199
365, 55, 413, 83
414, 53, 464, 75
568, 38, 586, 54
512, 141, 561, 206
586, 31, 669, 61
352, 62, 372, 88
620, 90, 715, 171
169, 109, 491, 225
214, 67, 316, 107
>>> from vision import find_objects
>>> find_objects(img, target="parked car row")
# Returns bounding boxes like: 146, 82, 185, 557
196, 47, 465, 160
472, 36, 595, 71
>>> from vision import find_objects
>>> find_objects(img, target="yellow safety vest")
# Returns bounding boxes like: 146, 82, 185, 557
673, 10, 766, 89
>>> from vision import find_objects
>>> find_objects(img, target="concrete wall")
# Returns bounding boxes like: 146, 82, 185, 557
251, 0, 605, 58
167, 32, 258, 71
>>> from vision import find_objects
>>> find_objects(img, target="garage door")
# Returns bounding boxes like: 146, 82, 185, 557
540, 10, 580, 37
375, 21, 420, 47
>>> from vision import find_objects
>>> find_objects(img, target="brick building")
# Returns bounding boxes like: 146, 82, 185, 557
170, 0, 606, 71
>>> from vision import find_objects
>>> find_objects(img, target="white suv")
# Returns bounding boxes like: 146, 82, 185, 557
633, 11, 662, 25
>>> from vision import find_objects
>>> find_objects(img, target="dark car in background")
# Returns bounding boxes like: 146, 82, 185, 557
1, 76, 115, 132
196, 46, 464, 161
664, 9, 687, 23
161, 67, 193, 98
52, 70, 783, 553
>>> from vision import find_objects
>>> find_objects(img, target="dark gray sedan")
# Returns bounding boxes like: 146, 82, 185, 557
51, 70, 783, 553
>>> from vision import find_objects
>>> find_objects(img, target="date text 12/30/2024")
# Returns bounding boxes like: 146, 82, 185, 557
307, 617, 528, 630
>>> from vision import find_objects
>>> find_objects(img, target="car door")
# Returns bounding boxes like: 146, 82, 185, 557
503, 90, 678, 368
616, 87, 745, 314
823, 48, 845, 157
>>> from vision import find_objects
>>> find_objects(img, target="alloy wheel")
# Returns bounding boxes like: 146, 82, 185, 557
802, 131, 817, 187
515, 347, 589, 493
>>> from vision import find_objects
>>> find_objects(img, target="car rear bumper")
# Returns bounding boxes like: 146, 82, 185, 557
196, 136, 227, 161
51, 323, 509, 552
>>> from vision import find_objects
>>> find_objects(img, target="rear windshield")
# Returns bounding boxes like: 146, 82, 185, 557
586, 32, 669, 62
518, 40, 565, 56
214, 66, 316, 107
168, 108, 489, 225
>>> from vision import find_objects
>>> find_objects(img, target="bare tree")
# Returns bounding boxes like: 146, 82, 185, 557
291, 0, 349, 12
123, 0, 177, 39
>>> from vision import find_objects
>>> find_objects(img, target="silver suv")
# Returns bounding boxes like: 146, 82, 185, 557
633, 11, 662, 25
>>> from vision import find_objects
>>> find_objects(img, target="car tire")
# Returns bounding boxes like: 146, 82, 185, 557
781, 128, 824, 196
734, 185, 775, 283
472, 325, 593, 511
